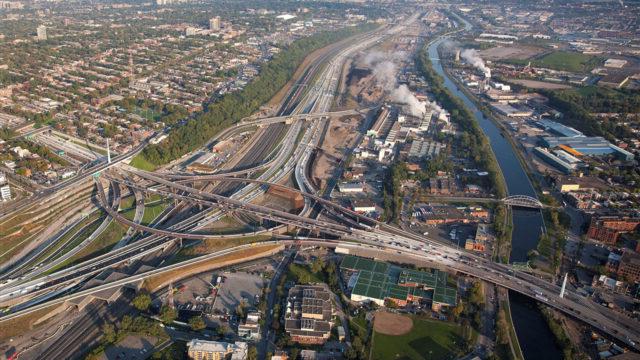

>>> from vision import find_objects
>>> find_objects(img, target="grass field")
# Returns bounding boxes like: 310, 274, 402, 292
130, 154, 156, 171
506, 51, 602, 73
140, 200, 170, 226
372, 317, 471, 360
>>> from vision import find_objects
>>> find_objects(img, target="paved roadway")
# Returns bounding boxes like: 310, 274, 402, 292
0, 139, 147, 219
3, 236, 638, 351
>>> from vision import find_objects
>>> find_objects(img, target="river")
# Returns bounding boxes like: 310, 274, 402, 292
427, 37, 562, 360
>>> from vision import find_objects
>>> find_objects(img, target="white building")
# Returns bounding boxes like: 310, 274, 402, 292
186, 339, 247, 360
0, 172, 6, 185
0, 185, 11, 201
338, 182, 364, 193
36, 25, 47, 40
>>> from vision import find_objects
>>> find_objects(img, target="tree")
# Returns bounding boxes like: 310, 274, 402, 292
132, 293, 152, 312
159, 305, 177, 324
538, 233, 552, 258
236, 302, 246, 320
247, 346, 258, 360
121, 315, 133, 331
469, 282, 484, 306
452, 302, 464, 319
189, 316, 206, 331
311, 258, 324, 274
103, 323, 117, 344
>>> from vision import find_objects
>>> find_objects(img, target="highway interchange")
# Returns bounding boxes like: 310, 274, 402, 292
0, 11, 639, 357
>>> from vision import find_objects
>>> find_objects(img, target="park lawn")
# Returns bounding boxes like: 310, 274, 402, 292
130, 154, 156, 171
372, 317, 468, 360
506, 51, 602, 73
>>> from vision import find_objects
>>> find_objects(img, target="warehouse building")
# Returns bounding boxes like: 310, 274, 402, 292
341, 255, 457, 311
534, 147, 576, 174
541, 137, 634, 161
536, 119, 584, 138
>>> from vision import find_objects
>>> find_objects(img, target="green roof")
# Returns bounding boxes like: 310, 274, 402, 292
398, 268, 438, 288
342, 255, 457, 307
340, 255, 390, 274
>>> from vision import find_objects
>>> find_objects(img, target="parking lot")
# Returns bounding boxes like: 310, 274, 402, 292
213, 272, 265, 314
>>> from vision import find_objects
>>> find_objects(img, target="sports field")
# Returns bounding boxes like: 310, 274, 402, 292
372, 317, 470, 360
506, 51, 602, 73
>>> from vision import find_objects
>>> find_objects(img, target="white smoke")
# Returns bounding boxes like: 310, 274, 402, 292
461, 49, 491, 78
391, 85, 443, 118
372, 61, 397, 90
362, 51, 445, 118
363, 50, 386, 67
362, 50, 409, 91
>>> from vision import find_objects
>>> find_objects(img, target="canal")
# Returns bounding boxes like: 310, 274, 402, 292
427, 37, 562, 360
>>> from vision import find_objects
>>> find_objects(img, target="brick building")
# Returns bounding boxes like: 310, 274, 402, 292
586, 216, 640, 244
618, 251, 640, 283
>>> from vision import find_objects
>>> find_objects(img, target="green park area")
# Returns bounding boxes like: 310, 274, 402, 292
372, 317, 472, 360
507, 51, 602, 73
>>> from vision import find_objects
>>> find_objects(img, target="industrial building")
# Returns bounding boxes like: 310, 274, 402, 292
284, 284, 333, 345
540, 137, 634, 161
536, 119, 584, 138
341, 255, 457, 310
533, 147, 576, 174
491, 103, 533, 117
408, 140, 445, 159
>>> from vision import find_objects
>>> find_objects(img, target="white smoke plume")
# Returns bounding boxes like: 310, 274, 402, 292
390, 85, 444, 118
461, 49, 491, 78
362, 50, 409, 91
372, 61, 397, 91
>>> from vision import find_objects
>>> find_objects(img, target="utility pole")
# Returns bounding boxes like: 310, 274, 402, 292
106, 138, 111, 164
560, 272, 568, 298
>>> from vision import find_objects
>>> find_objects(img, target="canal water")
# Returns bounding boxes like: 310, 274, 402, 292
427, 38, 562, 359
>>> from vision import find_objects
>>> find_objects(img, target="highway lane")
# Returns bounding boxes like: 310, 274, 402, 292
2, 237, 638, 351
2, 182, 121, 282
0, 139, 147, 219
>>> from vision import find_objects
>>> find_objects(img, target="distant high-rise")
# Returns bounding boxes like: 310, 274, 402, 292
36, 25, 47, 41
209, 16, 221, 31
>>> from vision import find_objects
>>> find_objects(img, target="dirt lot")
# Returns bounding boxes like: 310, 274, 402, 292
507, 79, 573, 90
373, 311, 413, 336
311, 115, 362, 189
480, 45, 544, 61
